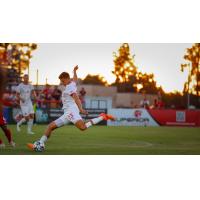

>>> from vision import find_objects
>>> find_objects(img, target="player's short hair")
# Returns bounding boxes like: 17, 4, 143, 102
59, 72, 70, 79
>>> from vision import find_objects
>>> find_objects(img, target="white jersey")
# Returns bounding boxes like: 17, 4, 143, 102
61, 81, 79, 111
16, 83, 34, 106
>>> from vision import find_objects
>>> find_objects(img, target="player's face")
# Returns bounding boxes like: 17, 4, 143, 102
60, 78, 70, 86
23, 75, 29, 84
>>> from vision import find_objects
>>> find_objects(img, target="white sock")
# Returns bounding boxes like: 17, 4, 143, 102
17, 118, 26, 126
85, 121, 92, 128
40, 135, 48, 144
85, 116, 104, 128
27, 119, 34, 132
91, 116, 103, 124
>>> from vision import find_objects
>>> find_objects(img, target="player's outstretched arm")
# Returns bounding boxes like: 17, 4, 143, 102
73, 65, 79, 83
71, 93, 88, 115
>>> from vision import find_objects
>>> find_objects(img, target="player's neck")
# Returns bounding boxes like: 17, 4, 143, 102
64, 80, 71, 86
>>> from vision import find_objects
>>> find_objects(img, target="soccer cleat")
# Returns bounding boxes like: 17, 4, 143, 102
27, 143, 34, 151
100, 113, 108, 120
9, 141, 16, 148
0, 143, 6, 149
16, 123, 21, 132
27, 131, 35, 135
106, 114, 116, 121
100, 113, 116, 121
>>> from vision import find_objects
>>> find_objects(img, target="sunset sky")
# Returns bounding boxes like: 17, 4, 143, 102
29, 43, 192, 92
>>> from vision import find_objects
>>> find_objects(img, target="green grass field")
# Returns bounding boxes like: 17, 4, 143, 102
0, 125, 200, 155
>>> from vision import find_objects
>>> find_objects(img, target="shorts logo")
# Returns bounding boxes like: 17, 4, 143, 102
134, 110, 142, 118
67, 113, 74, 120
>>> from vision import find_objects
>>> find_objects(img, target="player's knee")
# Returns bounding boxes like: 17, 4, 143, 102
48, 124, 54, 130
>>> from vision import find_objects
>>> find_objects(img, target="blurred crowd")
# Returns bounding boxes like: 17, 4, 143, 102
2, 84, 165, 110
2, 85, 87, 109
139, 92, 164, 109
2, 85, 165, 109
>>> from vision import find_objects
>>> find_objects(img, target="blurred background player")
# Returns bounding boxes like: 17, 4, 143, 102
0, 67, 15, 148
0, 99, 16, 148
16, 74, 37, 134
27, 65, 115, 151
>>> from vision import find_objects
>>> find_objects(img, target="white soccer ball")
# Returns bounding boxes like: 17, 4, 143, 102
33, 141, 45, 152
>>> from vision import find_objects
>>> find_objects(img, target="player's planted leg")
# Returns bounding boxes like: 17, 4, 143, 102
27, 114, 35, 134
40, 122, 58, 143
27, 121, 57, 151
16, 117, 26, 132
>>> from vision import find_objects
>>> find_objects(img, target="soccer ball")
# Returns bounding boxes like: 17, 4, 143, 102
33, 141, 45, 152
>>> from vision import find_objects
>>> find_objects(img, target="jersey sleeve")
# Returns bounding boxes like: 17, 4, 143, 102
66, 82, 77, 96
30, 85, 34, 91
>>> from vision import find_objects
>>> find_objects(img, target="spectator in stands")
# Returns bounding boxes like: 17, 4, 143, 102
42, 84, 52, 108
39, 93, 47, 109
43, 84, 52, 99
140, 94, 150, 109
154, 91, 164, 109
52, 86, 61, 100
157, 97, 164, 109
51, 86, 62, 108
79, 87, 86, 108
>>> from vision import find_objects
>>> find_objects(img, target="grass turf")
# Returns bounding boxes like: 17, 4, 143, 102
0, 125, 200, 155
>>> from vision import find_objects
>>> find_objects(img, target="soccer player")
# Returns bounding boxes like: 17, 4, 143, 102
27, 66, 115, 151
0, 68, 15, 148
16, 74, 37, 134
0, 99, 16, 148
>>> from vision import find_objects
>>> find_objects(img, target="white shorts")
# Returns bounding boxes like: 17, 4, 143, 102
54, 109, 82, 127
20, 103, 34, 117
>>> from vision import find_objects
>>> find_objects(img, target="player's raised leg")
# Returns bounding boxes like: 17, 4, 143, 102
75, 113, 115, 131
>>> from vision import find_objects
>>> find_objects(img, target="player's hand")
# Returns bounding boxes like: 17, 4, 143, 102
73, 65, 79, 71
80, 109, 88, 115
